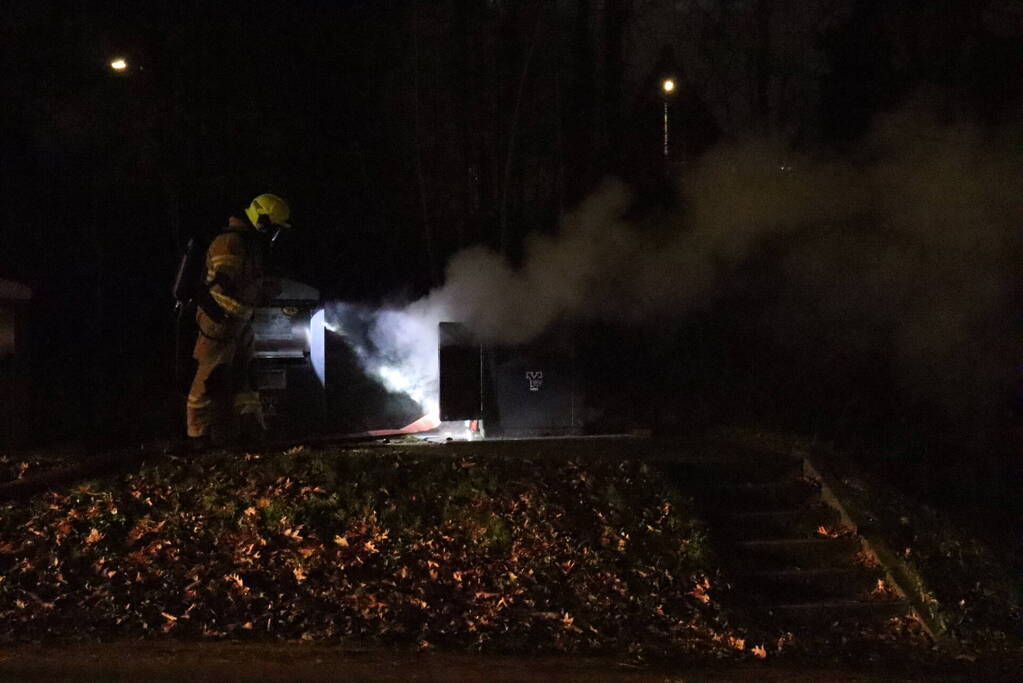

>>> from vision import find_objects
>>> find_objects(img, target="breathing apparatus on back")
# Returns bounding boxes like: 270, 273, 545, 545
171, 194, 291, 311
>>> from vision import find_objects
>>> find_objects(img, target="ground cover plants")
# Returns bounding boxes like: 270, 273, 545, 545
0, 445, 744, 659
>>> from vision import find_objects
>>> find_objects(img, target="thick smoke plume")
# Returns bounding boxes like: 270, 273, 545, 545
333, 104, 1021, 426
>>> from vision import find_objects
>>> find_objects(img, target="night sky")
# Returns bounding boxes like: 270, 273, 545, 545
1, 2, 1021, 502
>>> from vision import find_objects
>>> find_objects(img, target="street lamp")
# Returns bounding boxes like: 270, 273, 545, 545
661, 79, 675, 159
109, 58, 128, 72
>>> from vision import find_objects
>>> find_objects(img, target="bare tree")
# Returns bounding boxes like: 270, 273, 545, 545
499, 3, 545, 255
601, 0, 632, 168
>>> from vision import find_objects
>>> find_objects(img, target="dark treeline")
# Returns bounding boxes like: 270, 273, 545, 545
1, 0, 1020, 491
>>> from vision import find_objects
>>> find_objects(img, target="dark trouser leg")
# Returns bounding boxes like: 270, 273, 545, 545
231, 324, 265, 436
188, 361, 236, 442
188, 359, 224, 438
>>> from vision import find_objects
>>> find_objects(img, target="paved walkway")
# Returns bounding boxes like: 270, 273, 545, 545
0, 642, 996, 682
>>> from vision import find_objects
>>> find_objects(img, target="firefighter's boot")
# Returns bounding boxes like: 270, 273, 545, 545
238, 413, 268, 450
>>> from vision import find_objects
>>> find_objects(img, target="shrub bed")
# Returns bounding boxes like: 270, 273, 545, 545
0, 446, 740, 658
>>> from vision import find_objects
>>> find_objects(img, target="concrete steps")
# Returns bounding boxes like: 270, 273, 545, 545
702, 479, 822, 511
662, 452, 910, 630
732, 537, 862, 569
734, 567, 885, 603
709, 505, 841, 540
758, 599, 911, 625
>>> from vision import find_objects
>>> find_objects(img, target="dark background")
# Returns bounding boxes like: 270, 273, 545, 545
1, 2, 1021, 525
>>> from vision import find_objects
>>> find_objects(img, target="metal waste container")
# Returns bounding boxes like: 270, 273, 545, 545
251, 279, 326, 438
438, 322, 583, 437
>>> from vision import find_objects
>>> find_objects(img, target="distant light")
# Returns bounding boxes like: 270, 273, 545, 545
110, 58, 128, 71
662, 79, 675, 94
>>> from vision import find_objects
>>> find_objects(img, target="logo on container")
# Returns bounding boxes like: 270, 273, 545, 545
526, 371, 544, 392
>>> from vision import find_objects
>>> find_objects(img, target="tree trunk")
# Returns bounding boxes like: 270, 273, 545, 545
412, 8, 439, 287
452, 0, 475, 247
753, 0, 773, 133
601, 0, 629, 171
499, 3, 543, 256
565, 0, 595, 205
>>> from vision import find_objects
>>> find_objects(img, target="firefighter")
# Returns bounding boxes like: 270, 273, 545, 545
186, 194, 290, 449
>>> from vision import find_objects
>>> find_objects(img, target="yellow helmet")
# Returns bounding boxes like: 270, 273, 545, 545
245, 193, 291, 231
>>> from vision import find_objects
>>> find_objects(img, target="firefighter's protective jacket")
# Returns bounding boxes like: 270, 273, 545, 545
186, 217, 280, 440
193, 217, 277, 363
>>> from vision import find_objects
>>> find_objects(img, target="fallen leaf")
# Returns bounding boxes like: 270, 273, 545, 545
161, 613, 178, 632
84, 528, 104, 545
688, 577, 711, 604
751, 644, 767, 659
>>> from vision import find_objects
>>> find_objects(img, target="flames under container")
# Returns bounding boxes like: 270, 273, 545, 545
251, 278, 326, 437
438, 322, 583, 437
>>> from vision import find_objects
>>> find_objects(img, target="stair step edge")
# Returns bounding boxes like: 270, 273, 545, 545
736, 537, 859, 546
720, 507, 834, 518
736, 567, 873, 578
758, 600, 909, 611
710, 478, 816, 488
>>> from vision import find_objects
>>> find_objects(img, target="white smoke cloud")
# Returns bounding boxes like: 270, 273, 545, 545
333, 103, 1021, 425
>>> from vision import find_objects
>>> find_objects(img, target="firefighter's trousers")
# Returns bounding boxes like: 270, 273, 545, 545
187, 314, 263, 441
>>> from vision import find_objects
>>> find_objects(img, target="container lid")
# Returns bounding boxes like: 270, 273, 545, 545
275, 278, 319, 303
